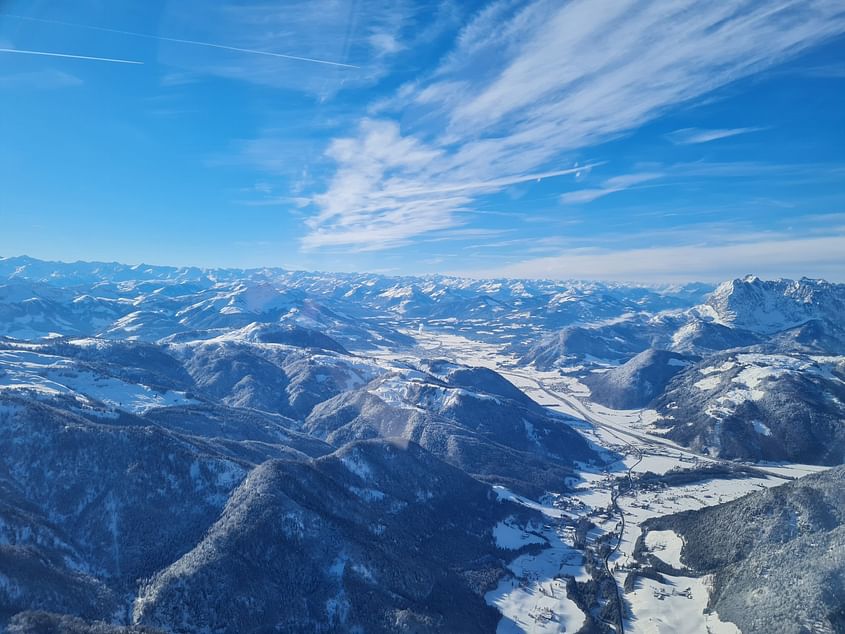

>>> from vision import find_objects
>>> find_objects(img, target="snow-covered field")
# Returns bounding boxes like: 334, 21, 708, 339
611, 476, 777, 569
488, 488, 589, 633
643, 531, 685, 569
625, 574, 739, 634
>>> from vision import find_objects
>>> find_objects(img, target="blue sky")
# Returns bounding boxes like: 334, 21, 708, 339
1, 1, 844, 282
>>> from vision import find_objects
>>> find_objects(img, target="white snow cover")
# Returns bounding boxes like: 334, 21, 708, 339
698, 352, 844, 420
487, 485, 591, 631
493, 519, 546, 550
0, 349, 197, 414
340, 453, 373, 481
396, 329, 805, 633
486, 530, 588, 633
626, 574, 740, 634
693, 375, 721, 391
752, 420, 773, 436
704, 276, 842, 334
645, 530, 685, 569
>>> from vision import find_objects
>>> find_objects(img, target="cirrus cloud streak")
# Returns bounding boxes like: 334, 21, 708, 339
305, 0, 845, 251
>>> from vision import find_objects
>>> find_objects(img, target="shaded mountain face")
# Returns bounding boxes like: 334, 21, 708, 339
0, 260, 608, 631
669, 318, 763, 353
518, 319, 665, 369
521, 276, 845, 368
6, 612, 163, 634
770, 318, 845, 355
653, 278, 845, 462
0, 325, 600, 488
0, 347, 565, 630
304, 364, 599, 496
141, 404, 333, 456
0, 397, 249, 622
0, 331, 377, 423
640, 467, 845, 634
582, 349, 697, 409
132, 439, 532, 634
419, 360, 536, 406
174, 335, 382, 419
244, 323, 350, 354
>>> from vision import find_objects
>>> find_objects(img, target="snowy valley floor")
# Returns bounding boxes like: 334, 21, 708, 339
370, 330, 828, 634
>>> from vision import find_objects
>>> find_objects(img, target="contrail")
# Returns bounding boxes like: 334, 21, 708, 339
0, 47, 143, 64
2, 14, 360, 69
378, 163, 608, 198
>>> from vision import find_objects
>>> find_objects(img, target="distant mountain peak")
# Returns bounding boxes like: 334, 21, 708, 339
703, 275, 844, 334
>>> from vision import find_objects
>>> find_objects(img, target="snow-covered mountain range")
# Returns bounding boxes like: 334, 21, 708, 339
1, 255, 843, 633
0, 255, 710, 344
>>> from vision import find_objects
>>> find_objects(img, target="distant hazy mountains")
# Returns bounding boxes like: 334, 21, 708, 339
640, 466, 845, 634
523, 276, 845, 365
0, 254, 710, 345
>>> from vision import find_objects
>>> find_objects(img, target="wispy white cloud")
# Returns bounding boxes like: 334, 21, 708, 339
4, 4, 424, 95
419, 227, 512, 243
667, 160, 845, 181
464, 232, 845, 283
557, 159, 845, 205
368, 33, 404, 56
560, 172, 663, 204
667, 126, 766, 144
159, 71, 201, 87
305, 0, 845, 251
771, 61, 845, 78
302, 119, 592, 250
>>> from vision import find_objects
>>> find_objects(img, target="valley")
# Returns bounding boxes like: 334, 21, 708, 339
382, 328, 825, 633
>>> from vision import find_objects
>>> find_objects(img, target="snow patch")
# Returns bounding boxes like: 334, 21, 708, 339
752, 420, 772, 436
341, 453, 373, 481
645, 530, 685, 569
493, 518, 546, 550
349, 486, 385, 502
693, 375, 721, 391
